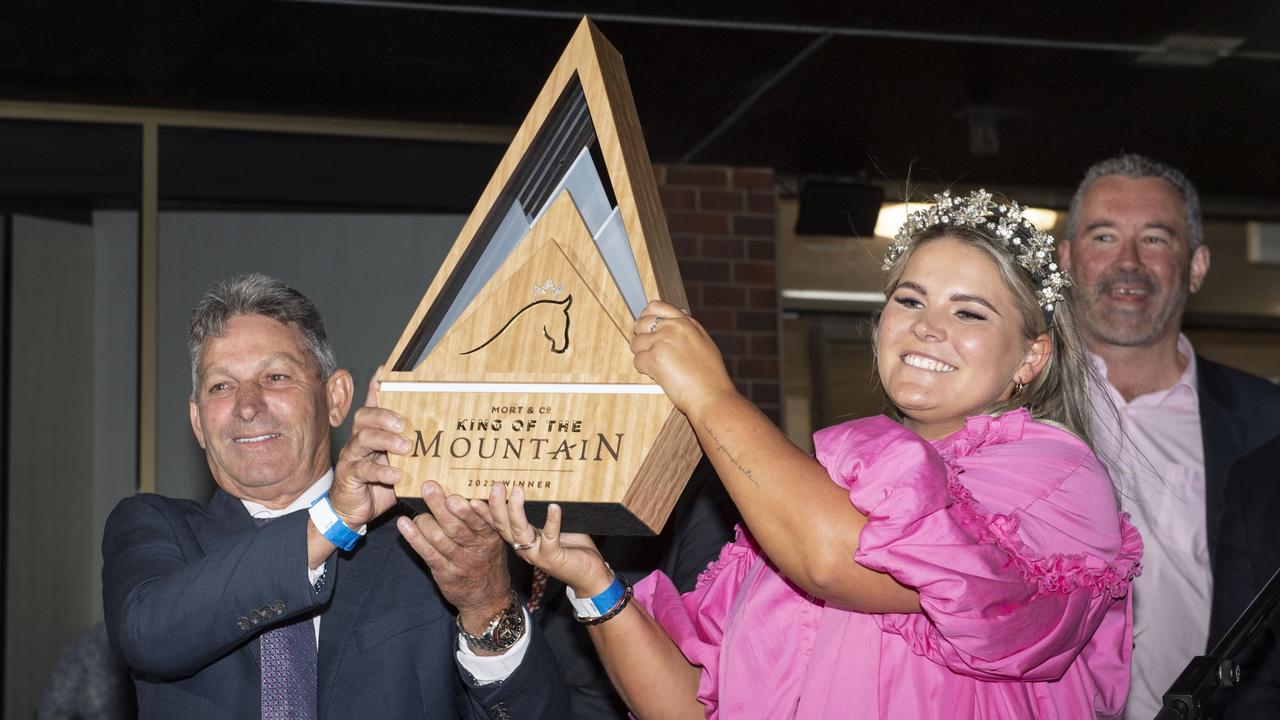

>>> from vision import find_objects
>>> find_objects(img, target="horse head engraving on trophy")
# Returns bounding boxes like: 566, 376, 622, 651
461, 293, 573, 356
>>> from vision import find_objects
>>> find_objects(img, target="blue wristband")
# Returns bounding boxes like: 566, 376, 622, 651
566, 569, 627, 619
308, 492, 365, 552
588, 577, 626, 614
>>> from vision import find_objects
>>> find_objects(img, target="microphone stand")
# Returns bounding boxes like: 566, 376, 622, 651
1155, 565, 1280, 719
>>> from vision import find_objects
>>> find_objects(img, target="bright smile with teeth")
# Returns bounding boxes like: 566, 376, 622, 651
235, 433, 280, 444
903, 354, 957, 373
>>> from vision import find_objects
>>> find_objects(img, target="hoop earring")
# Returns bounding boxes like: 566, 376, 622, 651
1012, 379, 1025, 397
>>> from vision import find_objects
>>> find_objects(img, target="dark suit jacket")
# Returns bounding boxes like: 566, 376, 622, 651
1208, 434, 1280, 718
102, 489, 570, 719
1199, 356, 1280, 571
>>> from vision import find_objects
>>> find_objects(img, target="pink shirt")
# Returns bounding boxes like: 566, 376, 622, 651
1087, 335, 1208, 720
636, 410, 1141, 719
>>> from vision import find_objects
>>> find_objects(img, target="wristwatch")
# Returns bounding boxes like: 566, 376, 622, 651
457, 592, 526, 653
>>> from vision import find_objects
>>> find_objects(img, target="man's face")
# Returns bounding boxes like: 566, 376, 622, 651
189, 314, 352, 507
1062, 175, 1210, 349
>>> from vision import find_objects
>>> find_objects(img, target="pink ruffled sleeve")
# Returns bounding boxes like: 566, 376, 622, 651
632, 530, 759, 716
815, 413, 1142, 682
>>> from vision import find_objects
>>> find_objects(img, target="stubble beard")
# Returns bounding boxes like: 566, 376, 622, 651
1073, 268, 1189, 348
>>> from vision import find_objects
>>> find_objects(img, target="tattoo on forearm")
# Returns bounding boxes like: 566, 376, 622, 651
702, 422, 757, 487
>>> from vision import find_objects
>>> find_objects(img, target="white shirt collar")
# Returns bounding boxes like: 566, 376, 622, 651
240, 470, 333, 520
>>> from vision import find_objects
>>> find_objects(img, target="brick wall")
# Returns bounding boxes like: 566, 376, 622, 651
654, 164, 780, 423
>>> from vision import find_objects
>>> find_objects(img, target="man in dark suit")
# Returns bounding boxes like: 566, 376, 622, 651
1061, 154, 1280, 718
1209, 435, 1280, 718
103, 273, 569, 719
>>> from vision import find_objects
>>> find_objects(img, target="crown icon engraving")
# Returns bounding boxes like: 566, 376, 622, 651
534, 278, 564, 298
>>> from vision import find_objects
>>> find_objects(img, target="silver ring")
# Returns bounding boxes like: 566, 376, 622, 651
647, 316, 663, 334
512, 540, 535, 551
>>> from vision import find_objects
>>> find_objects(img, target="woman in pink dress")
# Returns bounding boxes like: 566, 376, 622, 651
483, 189, 1142, 719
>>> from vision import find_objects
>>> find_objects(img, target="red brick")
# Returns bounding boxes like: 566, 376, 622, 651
748, 287, 777, 309
750, 381, 781, 404
732, 261, 776, 286
747, 239, 776, 261
709, 330, 747, 356
738, 355, 778, 379
701, 237, 746, 260
733, 214, 775, 237
701, 284, 746, 307
731, 167, 773, 190
665, 165, 729, 188
735, 309, 777, 332
749, 334, 779, 355
696, 307, 734, 332
666, 211, 730, 236
699, 188, 745, 213
678, 258, 732, 284
659, 186, 696, 212
747, 190, 775, 214
670, 234, 699, 259
682, 283, 702, 310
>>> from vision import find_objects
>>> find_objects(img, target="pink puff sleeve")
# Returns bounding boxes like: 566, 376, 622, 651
815, 412, 1141, 682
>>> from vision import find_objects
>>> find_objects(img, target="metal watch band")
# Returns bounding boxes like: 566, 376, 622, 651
457, 591, 526, 653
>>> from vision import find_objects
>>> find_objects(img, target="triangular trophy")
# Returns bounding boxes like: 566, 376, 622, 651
378, 18, 701, 535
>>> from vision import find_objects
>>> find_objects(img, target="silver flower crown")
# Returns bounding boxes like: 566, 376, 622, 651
882, 189, 1071, 314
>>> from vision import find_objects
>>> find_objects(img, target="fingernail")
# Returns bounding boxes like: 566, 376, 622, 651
395, 437, 411, 452
396, 517, 411, 533
391, 415, 406, 432
422, 482, 437, 496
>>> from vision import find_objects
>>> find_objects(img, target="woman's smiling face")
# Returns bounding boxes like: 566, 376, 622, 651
877, 237, 1048, 440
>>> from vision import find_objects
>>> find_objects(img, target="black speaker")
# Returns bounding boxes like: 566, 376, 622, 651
794, 181, 885, 237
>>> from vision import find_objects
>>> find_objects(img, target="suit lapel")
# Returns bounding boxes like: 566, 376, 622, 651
316, 514, 397, 713
1198, 357, 1246, 564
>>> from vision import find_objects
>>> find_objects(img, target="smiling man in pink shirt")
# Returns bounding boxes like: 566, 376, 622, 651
1061, 154, 1280, 719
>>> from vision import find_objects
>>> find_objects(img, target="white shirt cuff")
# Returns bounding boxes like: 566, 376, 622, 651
454, 607, 532, 684
308, 560, 326, 587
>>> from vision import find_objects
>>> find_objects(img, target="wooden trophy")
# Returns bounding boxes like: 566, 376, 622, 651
378, 18, 701, 535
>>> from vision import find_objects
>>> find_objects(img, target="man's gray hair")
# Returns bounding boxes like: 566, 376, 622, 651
187, 273, 337, 395
1067, 153, 1203, 250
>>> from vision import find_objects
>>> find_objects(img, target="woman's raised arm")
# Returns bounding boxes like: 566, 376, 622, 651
631, 301, 920, 613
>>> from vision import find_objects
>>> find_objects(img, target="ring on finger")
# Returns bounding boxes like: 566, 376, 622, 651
648, 316, 664, 334
512, 540, 535, 551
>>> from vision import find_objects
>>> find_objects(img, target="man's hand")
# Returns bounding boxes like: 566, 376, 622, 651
330, 372, 404, 529
396, 481, 513, 654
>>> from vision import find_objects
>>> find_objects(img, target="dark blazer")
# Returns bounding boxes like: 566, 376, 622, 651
1199, 356, 1280, 576
102, 489, 570, 719
1208, 435, 1280, 718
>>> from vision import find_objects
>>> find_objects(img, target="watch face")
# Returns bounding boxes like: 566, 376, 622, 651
490, 608, 525, 649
